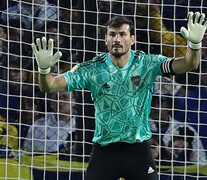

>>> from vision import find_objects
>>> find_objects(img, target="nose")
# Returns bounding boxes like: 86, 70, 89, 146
11, 70, 20, 76
114, 34, 121, 42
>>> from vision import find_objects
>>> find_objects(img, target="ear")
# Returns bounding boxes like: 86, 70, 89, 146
105, 35, 108, 46
131, 35, 135, 46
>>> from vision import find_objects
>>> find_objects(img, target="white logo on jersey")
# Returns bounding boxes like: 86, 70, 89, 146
147, 167, 155, 174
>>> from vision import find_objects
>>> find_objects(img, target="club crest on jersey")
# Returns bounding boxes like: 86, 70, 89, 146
131, 75, 141, 86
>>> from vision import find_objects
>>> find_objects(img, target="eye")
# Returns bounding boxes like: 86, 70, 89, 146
120, 32, 126, 36
109, 32, 116, 37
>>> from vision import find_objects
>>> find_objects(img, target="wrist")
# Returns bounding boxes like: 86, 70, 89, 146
38, 67, 51, 75
189, 41, 202, 50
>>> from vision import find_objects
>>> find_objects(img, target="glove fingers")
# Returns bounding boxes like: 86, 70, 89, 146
42, 37, 47, 50
36, 38, 42, 51
180, 27, 189, 40
48, 39, 54, 52
204, 21, 207, 28
31, 43, 38, 56
198, 13, 205, 24
187, 12, 194, 27
51, 51, 62, 66
194, 12, 200, 24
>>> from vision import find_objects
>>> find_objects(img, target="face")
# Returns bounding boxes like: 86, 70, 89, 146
53, 92, 76, 122
21, 98, 38, 125
105, 24, 135, 58
9, 27, 22, 41
9, 69, 28, 82
173, 139, 188, 157
149, 137, 159, 159
58, 92, 76, 115
150, 98, 169, 121
47, 28, 64, 47
0, 27, 6, 47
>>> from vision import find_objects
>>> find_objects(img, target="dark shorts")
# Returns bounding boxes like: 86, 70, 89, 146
85, 141, 158, 180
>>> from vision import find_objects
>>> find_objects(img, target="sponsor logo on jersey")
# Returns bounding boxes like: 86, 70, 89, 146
147, 167, 155, 174
131, 75, 141, 86
102, 83, 110, 89
70, 65, 78, 73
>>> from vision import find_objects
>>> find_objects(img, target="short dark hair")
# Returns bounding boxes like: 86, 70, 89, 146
40, 21, 65, 34
0, 55, 32, 70
106, 16, 135, 35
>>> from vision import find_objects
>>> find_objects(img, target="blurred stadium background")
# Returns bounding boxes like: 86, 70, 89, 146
0, 0, 207, 179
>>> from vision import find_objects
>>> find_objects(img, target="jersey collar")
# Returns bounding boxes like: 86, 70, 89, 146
106, 50, 134, 70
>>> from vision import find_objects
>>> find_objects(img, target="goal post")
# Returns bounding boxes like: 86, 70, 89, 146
0, 0, 207, 180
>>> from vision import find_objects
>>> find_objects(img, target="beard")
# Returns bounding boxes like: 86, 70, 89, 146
108, 45, 129, 58
111, 51, 126, 58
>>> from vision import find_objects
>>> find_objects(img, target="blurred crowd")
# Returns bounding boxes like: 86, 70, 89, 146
0, 0, 207, 179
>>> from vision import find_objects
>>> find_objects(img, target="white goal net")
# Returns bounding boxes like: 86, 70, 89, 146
0, 0, 207, 180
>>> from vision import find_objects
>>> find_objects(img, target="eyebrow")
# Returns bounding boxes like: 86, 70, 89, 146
108, 31, 126, 34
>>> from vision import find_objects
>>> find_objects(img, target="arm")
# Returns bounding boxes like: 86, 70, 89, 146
172, 48, 200, 74
38, 74, 67, 93
172, 12, 207, 74
32, 37, 66, 93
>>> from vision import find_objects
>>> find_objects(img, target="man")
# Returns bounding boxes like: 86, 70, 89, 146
23, 91, 76, 152
150, 95, 206, 165
0, 55, 32, 122
32, 12, 207, 180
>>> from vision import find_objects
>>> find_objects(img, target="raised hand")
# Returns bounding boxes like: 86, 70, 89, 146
32, 37, 62, 74
180, 12, 207, 50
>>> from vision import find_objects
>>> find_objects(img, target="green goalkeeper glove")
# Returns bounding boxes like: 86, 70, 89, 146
32, 37, 62, 74
180, 12, 207, 50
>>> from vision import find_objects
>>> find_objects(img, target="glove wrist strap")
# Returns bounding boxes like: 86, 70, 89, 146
38, 67, 51, 75
189, 41, 202, 50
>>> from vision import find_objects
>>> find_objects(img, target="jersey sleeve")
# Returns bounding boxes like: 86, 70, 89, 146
146, 54, 175, 76
63, 64, 88, 93
141, 53, 167, 76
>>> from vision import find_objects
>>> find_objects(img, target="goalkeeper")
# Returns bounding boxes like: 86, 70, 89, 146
32, 12, 207, 180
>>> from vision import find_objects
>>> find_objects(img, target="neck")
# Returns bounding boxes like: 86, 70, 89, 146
60, 115, 70, 122
110, 50, 131, 68
55, 114, 71, 123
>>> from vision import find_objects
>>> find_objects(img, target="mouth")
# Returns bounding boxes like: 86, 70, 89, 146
10, 78, 20, 82
112, 44, 122, 49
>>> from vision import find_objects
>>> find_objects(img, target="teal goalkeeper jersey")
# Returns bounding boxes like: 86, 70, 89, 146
63, 50, 168, 146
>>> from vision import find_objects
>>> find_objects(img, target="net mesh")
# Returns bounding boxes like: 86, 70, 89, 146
0, 0, 207, 179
